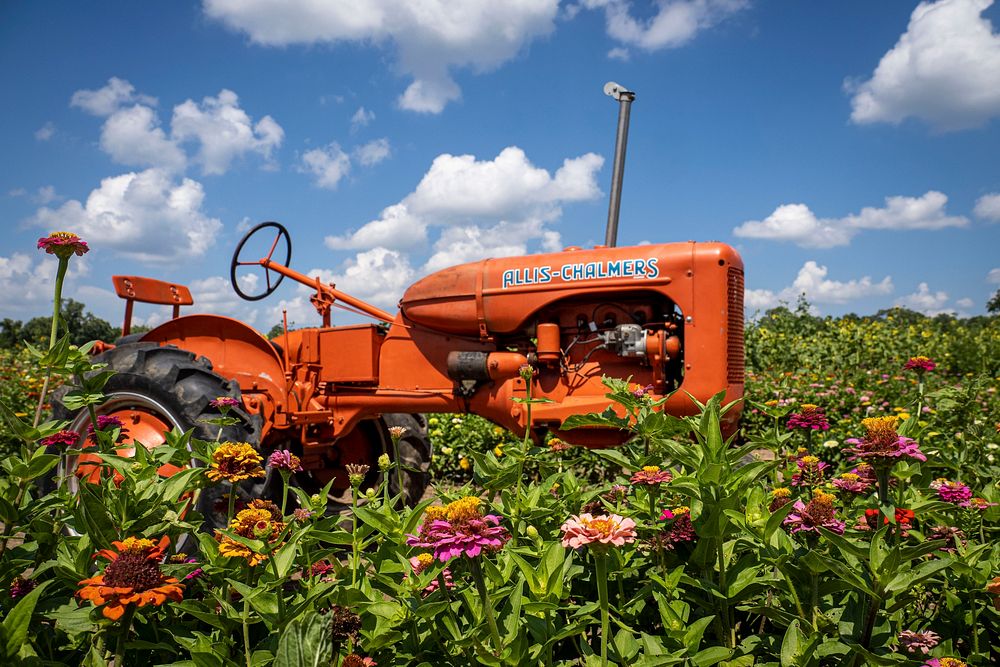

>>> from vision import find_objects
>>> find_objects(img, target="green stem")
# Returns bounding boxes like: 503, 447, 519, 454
779, 568, 807, 621
595, 551, 610, 667
279, 470, 289, 516
0, 483, 27, 556
717, 540, 734, 648
243, 594, 253, 667
469, 557, 503, 654
33, 259, 68, 428
228, 486, 237, 525
971, 591, 980, 657
810, 571, 820, 631
351, 487, 359, 587
268, 551, 287, 623
114, 605, 136, 666
392, 436, 404, 504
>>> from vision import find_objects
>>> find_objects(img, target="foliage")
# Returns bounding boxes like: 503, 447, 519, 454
0, 299, 119, 349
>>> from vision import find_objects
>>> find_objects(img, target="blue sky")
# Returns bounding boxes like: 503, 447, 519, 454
2, 0, 998, 333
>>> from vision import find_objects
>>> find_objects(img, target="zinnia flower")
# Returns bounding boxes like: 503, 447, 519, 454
206, 441, 265, 483
658, 507, 696, 547
769, 487, 793, 511
832, 472, 871, 495
791, 456, 830, 486
407, 497, 510, 562
860, 507, 914, 535
629, 465, 673, 485
560, 513, 637, 550
903, 356, 936, 373
40, 429, 79, 448
631, 383, 654, 399
209, 396, 240, 409
341, 656, 377, 667
783, 491, 845, 535
267, 449, 303, 472
927, 525, 965, 552
548, 438, 571, 453
846, 416, 926, 463
87, 415, 127, 444
329, 605, 363, 649
897, 629, 941, 654
215, 506, 286, 566
786, 404, 831, 431
931, 479, 973, 506
407, 553, 452, 595
987, 576, 1000, 610
387, 425, 408, 441
293, 508, 314, 522
37, 231, 89, 258
76, 536, 183, 620
9, 576, 37, 600
922, 659, 968, 667
967, 497, 997, 511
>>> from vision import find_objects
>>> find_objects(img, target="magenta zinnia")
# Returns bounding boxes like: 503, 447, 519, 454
37, 231, 89, 258
40, 429, 79, 448
209, 396, 240, 409
931, 478, 973, 506
832, 472, 871, 495
897, 629, 941, 655
786, 404, 831, 431
791, 456, 829, 486
903, 356, 936, 373
267, 449, 303, 472
561, 513, 637, 550
783, 491, 845, 535
406, 497, 509, 562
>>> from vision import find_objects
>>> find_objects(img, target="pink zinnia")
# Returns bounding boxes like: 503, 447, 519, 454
845, 417, 926, 463
832, 473, 871, 495
631, 383, 654, 399
37, 231, 89, 258
406, 497, 510, 562
267, 449, 303, 472
897, 629, 941, 654
209, 396, 240, 409
40, 429, 79, 448
560, 513, 637, 550
786, 404, 831, 431
87, 415, 127, 444
658, 507, 696, 547
903, 356, 936, 373
783, 492, 845, 535
931, 479, 973, 506
629, 465, 672, 485
790, 456, 829, 486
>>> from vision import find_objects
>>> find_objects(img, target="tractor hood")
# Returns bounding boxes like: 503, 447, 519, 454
399, 241, 742, 337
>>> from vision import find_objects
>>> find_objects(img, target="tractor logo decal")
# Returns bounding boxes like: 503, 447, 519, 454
501, 257, 659, 289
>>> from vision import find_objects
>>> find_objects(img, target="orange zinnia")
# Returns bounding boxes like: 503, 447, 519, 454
77, 536, 183, 620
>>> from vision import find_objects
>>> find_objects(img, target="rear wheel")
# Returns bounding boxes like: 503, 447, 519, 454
45, 342, 263, 543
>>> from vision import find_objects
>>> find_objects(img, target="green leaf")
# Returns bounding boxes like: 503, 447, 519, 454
691, 646, 735, 666
274, 612, 332, 667
2, 580, 51, 659
159, 467, 205, 504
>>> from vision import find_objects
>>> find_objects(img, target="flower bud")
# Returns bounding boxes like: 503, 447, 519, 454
378, 453, 391, 471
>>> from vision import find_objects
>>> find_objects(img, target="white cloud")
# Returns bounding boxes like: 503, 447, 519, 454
33, 186, 59, 205
203, 0, 560, 114
171, 89, 284, 175
71, 77, 158, 116
186, 276, 260, 324
100, 104, 187, 172
956, 297, 975, 308
745, 261, 893, 312
0, 252, 89, 315
583, 0, 747, 52
848, 0, 1000, 131
607, 47, 630, 61
894, 282, 956, 315
32, 168, 222, 263
351, 106, 375, 131
325, 146, 603, 251
974, 192, 1000, 221
733, 191, 967, 247
35, 122, 55, 141
988, 268, 1000, 284
354, 138, 391, 167
300, 143, 351, 189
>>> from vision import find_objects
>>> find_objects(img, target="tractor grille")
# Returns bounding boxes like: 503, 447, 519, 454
727, 267, 745, 384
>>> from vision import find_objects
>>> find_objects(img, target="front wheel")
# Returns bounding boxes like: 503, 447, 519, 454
44, 342, 263, 543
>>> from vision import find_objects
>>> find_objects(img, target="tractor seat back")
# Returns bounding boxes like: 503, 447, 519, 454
112, 275, 194, 336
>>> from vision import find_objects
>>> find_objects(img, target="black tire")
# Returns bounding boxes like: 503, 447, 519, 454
45, 342, 264, 542
383, 413, 432, 506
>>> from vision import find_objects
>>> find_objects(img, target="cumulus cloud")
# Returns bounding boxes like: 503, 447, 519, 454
745, 261, 893, 312
100, 104, 187, 172
71, 79, 283, 175
988, 268, 1000, 284
325, 146, 603, 251
974, 192, 1000, 221
848, 0, 1000, 131
203, 0, 560, 114
71, 77, 158, 116
32, 168, 222, 263
35, 122, 55, 141
171, 90, 284, 175
894, 282, 957, 315
354, 138, 391, 167
581, 0, 748, 59
733, 191, 968, 248
0, 253, 89, 315
300, 143, 351, 189
351, 106, 375, 131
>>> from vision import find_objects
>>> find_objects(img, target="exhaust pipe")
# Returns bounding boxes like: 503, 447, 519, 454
603, 82, 635, 248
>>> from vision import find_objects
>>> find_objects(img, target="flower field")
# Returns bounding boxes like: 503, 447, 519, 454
1, 235, 1000, 666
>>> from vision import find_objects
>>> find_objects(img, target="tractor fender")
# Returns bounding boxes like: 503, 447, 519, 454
137, 314, 288, 431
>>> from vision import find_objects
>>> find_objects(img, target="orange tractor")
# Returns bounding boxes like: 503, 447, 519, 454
54, 85, 745, 524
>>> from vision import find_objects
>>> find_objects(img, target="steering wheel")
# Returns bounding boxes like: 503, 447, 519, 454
230, 221, 292, 301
